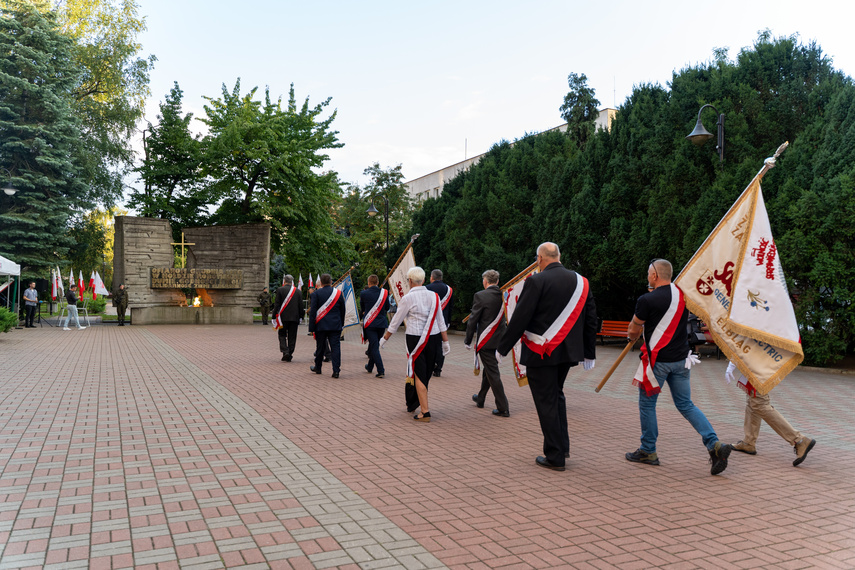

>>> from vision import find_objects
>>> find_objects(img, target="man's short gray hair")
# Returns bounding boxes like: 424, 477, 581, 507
650, 259, 673, 281
431, 269, 443, 281
283, 275, 293, 284
482, 270, 499, 285
408, 266, 426, 285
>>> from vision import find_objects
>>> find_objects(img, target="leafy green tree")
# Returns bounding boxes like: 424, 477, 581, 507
129, 82, 208, 234
559, 72, 601, 145
201, 79, 354, 269
67, 211, 108, 279
0, 2, 88, 280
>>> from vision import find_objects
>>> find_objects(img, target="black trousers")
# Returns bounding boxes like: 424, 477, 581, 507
433, 349, 445, 374
405, 333, 439, 411
278, 321, 298, 357
476, 349, 509, 412
314, 330, 341, 373
363, 328, 384, 374
527, 362, 572, 467
25, 305, 36, 327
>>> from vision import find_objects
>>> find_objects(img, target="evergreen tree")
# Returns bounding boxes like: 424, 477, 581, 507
0, 2, 88, 279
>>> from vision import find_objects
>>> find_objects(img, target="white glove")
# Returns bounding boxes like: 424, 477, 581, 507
583, 358, 595, 371
379, 337, 387, 349
464, 344, 472, 351
441, 341, 450, 356
495, 350, 503, 365
725, 361, 737, 384
684, 352, 701, 370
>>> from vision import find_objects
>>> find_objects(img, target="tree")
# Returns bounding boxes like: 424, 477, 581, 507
559, 72, 601, 145
129, 82, 208, 235
54, 0, 155, 204
0, 2, 88, 280
201, 79, 354, 269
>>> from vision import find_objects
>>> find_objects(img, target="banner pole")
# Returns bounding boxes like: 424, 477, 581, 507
595, 339, 638, 393
332, 266, 354, 288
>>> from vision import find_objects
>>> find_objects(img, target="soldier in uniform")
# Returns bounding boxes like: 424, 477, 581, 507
258, 287, 272, 325
113, 283, 129, 326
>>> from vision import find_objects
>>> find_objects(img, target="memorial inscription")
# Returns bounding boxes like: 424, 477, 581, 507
150, 268, 243, 289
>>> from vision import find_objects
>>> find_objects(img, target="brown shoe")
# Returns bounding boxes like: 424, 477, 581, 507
793, 437, 816, 466
732, 440, 757, 455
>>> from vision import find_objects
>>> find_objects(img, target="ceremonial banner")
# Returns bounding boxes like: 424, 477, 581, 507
334, 273, 361, 329
94, 271, 110, 296
387, 245, 416, 305
502, 261, 540, 387
675, 144, 802, 395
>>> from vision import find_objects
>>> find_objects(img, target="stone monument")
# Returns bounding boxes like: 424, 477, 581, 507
113, 216, 270, 325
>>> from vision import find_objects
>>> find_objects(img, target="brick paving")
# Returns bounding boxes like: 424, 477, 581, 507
1, 322, 853, 569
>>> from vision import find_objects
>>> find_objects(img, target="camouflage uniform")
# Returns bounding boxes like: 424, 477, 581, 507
258, 289, 272, 325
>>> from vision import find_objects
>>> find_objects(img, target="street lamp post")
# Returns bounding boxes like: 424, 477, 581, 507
1, 167, 18, 196
686, 103, 725, 163
366, 195, 389, 251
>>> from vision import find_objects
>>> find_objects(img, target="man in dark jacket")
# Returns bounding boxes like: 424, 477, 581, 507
359, 274, 390, 378
273, 275, 303, 362
425, 269, 453, 376
497, 242, 597, 471
308, 274, 345, 378
465, 269, 509, 416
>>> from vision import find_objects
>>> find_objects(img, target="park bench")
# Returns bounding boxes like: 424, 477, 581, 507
598, 320, 631, 344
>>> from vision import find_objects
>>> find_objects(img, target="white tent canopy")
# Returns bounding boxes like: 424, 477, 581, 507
0, 254, 20, 276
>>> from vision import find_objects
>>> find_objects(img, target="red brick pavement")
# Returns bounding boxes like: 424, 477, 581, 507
1, 323, 854, 569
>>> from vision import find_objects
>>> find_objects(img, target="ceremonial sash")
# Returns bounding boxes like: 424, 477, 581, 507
633, 283, 685, 396
272, 286, 296, 330
406, 292, 439, 381
473, 306, 504, 373
315, 287, 342, 324
363, 288, 389, 329
521, 273, 589, 357
440, 286, 452, 309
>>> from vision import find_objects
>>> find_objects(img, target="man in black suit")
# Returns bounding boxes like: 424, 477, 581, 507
308, 274, 346, 378
273, 275, 303, 362
465, 269, 509, 416
425, 269, 453, 377
497, 242, 597, 471
359, 274, 390, 378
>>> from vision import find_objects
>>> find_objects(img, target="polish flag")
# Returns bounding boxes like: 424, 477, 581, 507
78, 270, 85, 293
90, 270, 97, 300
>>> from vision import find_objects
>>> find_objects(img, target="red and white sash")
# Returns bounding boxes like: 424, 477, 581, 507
473, 307, 504, 373
633, 283, 685, 396
272, 285, 296, 330
440, 286, 452, 309
521, 273, 589, 357
315, 287, 342, 324
406, 292, 439, 380
363, 288, 388, 328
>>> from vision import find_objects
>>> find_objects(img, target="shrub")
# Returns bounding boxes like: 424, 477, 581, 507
0, 307, 18, 333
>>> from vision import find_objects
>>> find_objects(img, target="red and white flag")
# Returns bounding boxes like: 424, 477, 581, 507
56, 266, 64, 296
315, 274, 321, 288
502, 262, 540, 386
675, 144, 802, 395
78, 270, 85, 293
90, 271, 97, 300
387, 247, 416, 305
308, 274, 314, 288
94, 271, 110, 296
298, 274, 304, 290
51, 269, 57, 300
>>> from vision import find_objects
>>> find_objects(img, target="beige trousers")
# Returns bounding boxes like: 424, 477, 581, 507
743, 393, 801, 447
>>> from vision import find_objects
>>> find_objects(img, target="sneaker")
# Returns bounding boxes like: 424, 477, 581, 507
63, 327, 71, 331
625, 448, 660, 465
732, 440, 757, 455
77, 326, 86, 330
709, 442, 732, 475
793, 437, 816, 467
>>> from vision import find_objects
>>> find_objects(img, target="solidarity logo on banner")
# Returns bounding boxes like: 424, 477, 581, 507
675, 150, 803, 395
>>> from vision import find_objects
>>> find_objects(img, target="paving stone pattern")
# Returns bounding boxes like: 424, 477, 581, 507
1, 324, 853, 569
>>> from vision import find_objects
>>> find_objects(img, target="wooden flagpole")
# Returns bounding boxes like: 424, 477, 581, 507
595, 339, 638, 393
380, 234, 419, 288
332, 266, 354, 288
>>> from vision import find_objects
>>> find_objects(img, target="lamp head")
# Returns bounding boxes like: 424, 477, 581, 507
686, 118, 715, 145
2, 186, 15, 196
366, 202, 379, 216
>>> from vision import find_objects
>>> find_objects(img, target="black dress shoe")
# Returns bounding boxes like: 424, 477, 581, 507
364, 364, 372, 373
565, 452, 570, 458
492, 409, 510, 417
310, 366, 322, 374
375, 373, 384, 378
285, 354, 292, 362
282, 354, 288, 361
323, 357, 331, 362
472, 394, 484, 408
432, 370, 441, 377
535, 456, 565, 471
331, 372, 339, 378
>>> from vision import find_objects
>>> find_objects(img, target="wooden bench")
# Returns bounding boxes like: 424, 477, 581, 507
597, 320, 631, 344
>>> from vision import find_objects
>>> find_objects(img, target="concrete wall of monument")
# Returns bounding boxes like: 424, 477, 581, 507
114, 216, 185, 308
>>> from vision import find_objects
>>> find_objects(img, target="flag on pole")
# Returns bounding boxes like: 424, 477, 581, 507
51, 269, 57, 300
387, 246, 416, 305
675, 143, 802, 395
334, 273, 361, 329
94, 271, 110, 296
78, 270, 85, 293
90, 270, 97, 300
501, 261, 540, 387
56, 266, 64, 296
316, 274, 321, 288
298, 274, 304, 290
308, 274, 313, 288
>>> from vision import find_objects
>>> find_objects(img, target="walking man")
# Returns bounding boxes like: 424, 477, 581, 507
465, 269, 509, 417
273, 275, 303, 362
308, 274, 345, 378
62, 284, 85, 330
497, 242, 597, 471
625, 259, 732, 475
359, 275, 389, 378
425, 269, 453, 377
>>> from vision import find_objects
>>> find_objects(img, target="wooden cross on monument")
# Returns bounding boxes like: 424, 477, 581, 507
171, 232, 195, 268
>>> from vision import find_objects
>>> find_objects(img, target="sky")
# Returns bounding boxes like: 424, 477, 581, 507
130, 0, 853, 196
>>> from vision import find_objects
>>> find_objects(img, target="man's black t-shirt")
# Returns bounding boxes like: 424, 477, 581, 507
634, 285, 689, 363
